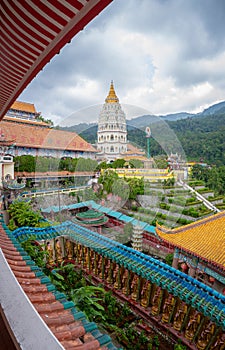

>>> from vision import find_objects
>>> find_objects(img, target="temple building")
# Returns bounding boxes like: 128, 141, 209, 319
2, 101, 97, 159
97, 81, 127, 161
156, 211, 225, 294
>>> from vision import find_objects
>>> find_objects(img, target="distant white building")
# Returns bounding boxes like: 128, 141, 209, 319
97, 81, 127, 161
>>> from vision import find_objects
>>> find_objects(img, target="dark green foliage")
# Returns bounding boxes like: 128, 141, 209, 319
165, 253, 174, 266
21, 237, 49, 269
8, 200, 43, 230
14, 155, 36, 172
191, 164, 225, 194
14, 155, 97, 173
125, 176, 144, 200
168, 113, 225, 165
98, 169, 119, 193
111, 158, 126, 168
129, 158, 144, 168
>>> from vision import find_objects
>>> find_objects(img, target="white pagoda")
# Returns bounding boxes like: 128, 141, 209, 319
97, 81, 127, 161
131, 224, 143, 251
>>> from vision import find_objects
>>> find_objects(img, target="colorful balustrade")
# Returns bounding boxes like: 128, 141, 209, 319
12, 220, 225, 349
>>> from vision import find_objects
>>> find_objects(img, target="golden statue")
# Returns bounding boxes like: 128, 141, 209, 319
46, 241, 54, 264
55, 239, 62, 263
114, 266, 121, 289
185, 310, 201, 341
210, 333, 225, 350
77, 243, 82, 264
122, 269, 129, 295
197, 321, 215, 350
151, 286, 162, 316
65, 239, 73, 260
82, 247, 88, 268
141, 280, 151, 308
97, 256, 103, 277
106, 261, 113, 284
89, 250, 95, 272
131, 275, 139, 301
161, 294, 175, 323
173, 301, 188, 331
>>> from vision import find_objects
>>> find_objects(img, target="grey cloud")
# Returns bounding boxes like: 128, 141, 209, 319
19, 0, 225, 122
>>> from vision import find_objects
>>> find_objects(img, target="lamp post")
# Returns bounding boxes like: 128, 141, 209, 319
145, 127, 151, 159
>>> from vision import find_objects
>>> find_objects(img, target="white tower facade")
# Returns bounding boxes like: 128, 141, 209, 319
97, 82, 127, 161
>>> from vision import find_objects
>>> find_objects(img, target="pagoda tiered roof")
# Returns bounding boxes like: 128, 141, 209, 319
156, 211, 225, 269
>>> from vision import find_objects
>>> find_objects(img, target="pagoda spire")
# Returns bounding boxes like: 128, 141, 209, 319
105, 80, 119, 103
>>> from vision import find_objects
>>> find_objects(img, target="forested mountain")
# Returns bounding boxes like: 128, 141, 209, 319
59, 100, 225, 166
168, 113, 225, 165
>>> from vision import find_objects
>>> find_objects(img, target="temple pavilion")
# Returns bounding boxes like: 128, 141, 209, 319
2, 101, 96, 159
156, 211, 225, 294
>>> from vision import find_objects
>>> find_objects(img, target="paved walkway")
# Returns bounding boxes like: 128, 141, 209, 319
178, 181, 220, 213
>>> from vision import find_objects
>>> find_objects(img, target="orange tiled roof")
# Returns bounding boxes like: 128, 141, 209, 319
0, 120, 96, 153
156, 212, 225, 268
126, 143, 145, 155
4, 116, 50, 127
123, 155, 147, 161
10, 101, 37, 114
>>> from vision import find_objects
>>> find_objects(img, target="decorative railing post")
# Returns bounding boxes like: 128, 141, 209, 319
77, 243, 82, 264
126, 270, 131, 296
101, 257, 106, 280
82, 246, 88, 268
94, 252, 99, 275
81, 245, 85, 267
136, 276, 142, 302
87, 248, 91, 272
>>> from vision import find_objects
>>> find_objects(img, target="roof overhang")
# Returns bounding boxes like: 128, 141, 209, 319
0, 0, 112, 120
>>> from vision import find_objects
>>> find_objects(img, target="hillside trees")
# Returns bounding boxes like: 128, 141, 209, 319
8, 201, 42, 230
191, 164, 225, 194
14, 156, 97, 173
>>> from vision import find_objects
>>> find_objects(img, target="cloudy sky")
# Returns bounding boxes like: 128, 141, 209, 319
19, 0, 225, 125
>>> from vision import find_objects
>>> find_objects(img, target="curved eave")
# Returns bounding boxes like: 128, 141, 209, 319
157, 229, 225, 272
156, 213, 225, 271
0, 0, 112, 120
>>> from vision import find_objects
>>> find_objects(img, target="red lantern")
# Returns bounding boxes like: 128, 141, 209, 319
181, 263, 188, 271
